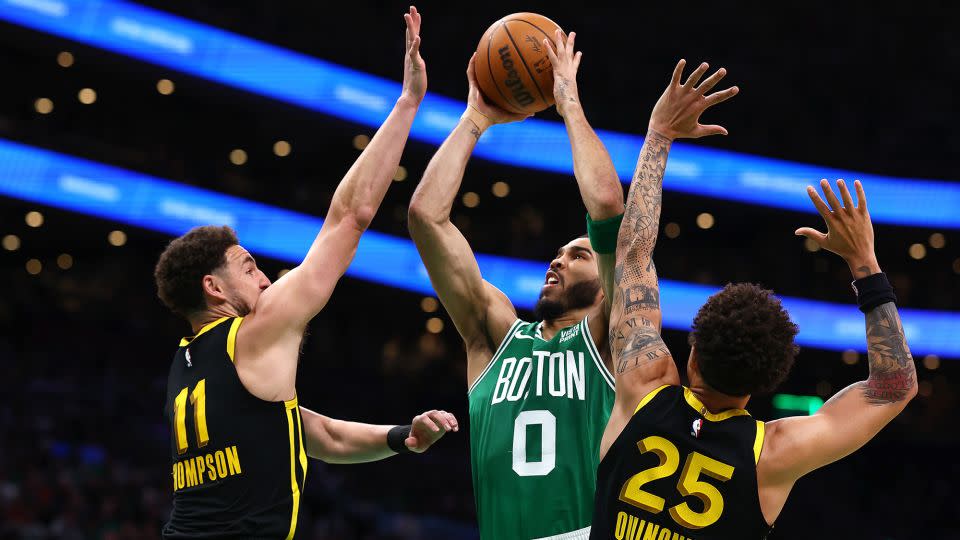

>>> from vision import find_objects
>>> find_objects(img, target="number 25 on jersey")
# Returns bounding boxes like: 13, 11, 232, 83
619, 436, 734, 530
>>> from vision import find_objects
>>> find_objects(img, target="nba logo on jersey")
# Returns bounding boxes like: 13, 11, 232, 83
691, 418, 703, 438
185, 348, 192, 367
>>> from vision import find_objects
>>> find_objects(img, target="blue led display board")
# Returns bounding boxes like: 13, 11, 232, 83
0, 138, 956, 356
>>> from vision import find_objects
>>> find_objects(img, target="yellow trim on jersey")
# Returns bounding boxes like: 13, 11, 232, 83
753, 420, 765, 464
226, 317, 244, 363
634, 384, 671, 414
179, 316, 230, 347
284, 397, 301, 540
682, 386, 750, 422
295, 406, 308, 485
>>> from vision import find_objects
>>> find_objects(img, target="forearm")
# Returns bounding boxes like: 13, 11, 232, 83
408, 117, 481, 224
327, 96, 420, 229
305, 415, 397, 464
845, 259, 917, 404
859, 301, 917, 404
615, 130, 671, 276
563, 105, 624, 219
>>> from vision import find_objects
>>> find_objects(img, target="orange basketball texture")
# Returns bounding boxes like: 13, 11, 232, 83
474, 13, 564, 114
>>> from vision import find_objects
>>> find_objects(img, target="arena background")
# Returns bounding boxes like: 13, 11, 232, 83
0, 1, 957, 538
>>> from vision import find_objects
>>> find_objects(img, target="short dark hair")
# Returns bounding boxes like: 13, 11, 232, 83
688, 283, 799, 396
154, 225, 238, 317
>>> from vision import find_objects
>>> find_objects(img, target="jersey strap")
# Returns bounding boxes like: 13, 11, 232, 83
178, 316, 230, 347
634, 384, 671, 414
753, 420, 765, 464
580, 316, 615, 390
226, 317, 244, 362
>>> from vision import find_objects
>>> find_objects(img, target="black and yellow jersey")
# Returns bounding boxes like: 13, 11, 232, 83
591, 385, 770, 540
162, 317, 308, 540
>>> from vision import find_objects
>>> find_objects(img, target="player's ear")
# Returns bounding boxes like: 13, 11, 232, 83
202, 273, 227, 302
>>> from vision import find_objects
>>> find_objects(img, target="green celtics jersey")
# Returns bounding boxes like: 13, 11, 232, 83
469, 317, 616, 540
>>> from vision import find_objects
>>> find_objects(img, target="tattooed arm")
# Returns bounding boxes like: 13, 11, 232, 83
608, 60, 738, 404
601, 60, 738, 458
760, 179, 916, 489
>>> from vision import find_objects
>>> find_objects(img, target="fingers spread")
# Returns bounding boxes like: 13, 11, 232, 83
795, 227, 827, 243
806, 185, 832, 218
670, 59, 686, 86
683, 62, 709, 89
696, 124, 728, 138
837, 179, 855, 210
854, 180, 868, 210
696, 67, 727, 95
704, 86, 739, 107
820, 179, 843, 211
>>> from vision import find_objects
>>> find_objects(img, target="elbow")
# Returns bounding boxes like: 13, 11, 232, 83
407, 197, 428, 227
595, 197, 626, 220
588, 186, 626, 220
331, 206, 374, 234
407, 195, 442, 233
326, 200, 373, 233
350, 205, 375, 232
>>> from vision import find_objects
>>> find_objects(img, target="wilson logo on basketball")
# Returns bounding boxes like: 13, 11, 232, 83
497, 46, 535, 108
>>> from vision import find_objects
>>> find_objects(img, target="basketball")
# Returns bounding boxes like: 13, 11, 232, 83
474, 13, 563, 114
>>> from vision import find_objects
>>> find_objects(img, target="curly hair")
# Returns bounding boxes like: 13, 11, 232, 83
688, 283, 799, 396
154, 225, 238, 317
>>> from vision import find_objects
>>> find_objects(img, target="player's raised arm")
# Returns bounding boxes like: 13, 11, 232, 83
407, 54, 527, 382
544, 30, 624, 318
609, 60, 738, 412
236, 8, 426, 398
761, 179, 917, 486
299, 407, 458, 464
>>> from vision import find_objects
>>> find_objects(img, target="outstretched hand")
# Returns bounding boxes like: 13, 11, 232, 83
401, 6, 427, 103
405, 409, 459, 453
648, 59, 739, 140
795, 179, 878, 276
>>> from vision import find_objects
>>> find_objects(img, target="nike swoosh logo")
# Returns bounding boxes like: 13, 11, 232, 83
513, 330, 535, 340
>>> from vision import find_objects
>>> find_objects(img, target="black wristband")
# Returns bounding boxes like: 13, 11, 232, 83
387, 424, 412, 454
851, 272, 897, 313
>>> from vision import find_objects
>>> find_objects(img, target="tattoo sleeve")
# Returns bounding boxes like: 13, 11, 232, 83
608, 130, 673, 374
858, 302, 916, 405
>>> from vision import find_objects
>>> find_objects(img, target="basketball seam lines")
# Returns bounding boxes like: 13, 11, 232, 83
510, 18, 558, 103
486, 22, 520, 112
502, 24, 548, 105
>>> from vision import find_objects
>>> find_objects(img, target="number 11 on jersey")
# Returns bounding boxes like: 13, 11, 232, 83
173, 379, 209, 454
